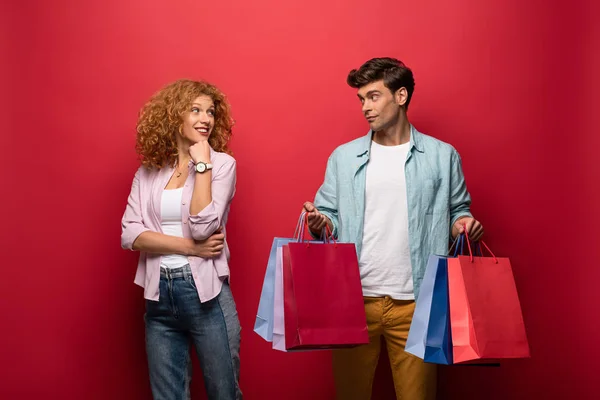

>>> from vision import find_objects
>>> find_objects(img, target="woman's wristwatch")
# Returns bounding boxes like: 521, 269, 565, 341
195, 162, 213, 173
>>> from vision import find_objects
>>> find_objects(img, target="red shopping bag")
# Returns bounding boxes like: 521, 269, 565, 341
448, 231, 530, 363
282, 216, 368, 350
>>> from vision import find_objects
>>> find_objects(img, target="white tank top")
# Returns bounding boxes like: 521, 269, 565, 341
160, 188, 189, 269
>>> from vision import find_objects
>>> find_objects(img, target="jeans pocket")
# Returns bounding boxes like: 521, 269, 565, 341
145, 298, 167, 318
184, 274, 197, 290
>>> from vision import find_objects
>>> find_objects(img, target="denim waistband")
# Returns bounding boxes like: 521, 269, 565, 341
160, 264, 192, 279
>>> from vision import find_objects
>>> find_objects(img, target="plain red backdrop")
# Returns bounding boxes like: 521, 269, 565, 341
2, 0, 598, 399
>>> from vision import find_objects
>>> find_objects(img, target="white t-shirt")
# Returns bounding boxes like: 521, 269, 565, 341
359, 140, 414, 300
160, 188, 189, 269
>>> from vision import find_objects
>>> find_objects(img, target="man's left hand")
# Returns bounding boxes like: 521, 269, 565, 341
452, 217, 484, 241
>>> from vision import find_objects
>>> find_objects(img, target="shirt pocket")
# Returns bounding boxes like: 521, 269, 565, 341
422, 178, 442, 215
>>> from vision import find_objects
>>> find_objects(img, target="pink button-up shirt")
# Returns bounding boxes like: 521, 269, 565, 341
121, 148, 236, 302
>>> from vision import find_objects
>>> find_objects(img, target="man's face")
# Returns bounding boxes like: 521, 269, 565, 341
357, 80, 405, 132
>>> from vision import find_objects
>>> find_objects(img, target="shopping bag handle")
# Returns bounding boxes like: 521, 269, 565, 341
304, 213, 336, 246
448, 234, 464, 256
294, 212, 336, 245
292, 212, 306, 239
463, 225, 497, 263
449, 234, 486, 258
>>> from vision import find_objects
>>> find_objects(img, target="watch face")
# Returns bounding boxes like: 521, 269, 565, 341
196, 163, 206, 173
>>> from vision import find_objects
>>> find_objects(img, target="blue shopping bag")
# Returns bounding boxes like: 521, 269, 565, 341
405, 255, 447, 358
423, 255, 453, 365
406, 236, 464, 361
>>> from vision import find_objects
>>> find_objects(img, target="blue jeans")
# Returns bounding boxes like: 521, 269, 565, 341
145, 265, 242, 400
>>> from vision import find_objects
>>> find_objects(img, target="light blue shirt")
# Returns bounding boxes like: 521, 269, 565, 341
314, 125, 472, 299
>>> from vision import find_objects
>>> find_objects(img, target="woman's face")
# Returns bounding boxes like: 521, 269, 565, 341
180, 95, 215, 144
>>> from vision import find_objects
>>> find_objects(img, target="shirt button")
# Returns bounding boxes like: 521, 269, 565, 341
183, 221, 188, 224
182, 202, 186, 205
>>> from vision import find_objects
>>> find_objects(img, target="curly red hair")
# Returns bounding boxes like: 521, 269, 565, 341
136, 79, 234, 169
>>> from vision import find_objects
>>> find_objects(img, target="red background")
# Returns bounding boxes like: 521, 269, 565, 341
2, 0, 598, 399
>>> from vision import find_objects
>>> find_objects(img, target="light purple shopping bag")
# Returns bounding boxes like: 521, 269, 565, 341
273, 247, 287, 352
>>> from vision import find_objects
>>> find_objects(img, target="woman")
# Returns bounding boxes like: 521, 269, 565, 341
121, 79, 242, 400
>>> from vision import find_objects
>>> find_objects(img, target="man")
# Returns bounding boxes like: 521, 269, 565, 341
303, 57, 483, 400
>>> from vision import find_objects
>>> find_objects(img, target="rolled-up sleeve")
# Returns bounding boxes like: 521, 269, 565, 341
314, 152, 339, 239
121, 168, 151, 250
188, 159, 236, 241
449, 149, 472, 228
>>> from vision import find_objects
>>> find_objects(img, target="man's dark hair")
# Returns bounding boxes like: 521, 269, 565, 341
347, 57, 415, 110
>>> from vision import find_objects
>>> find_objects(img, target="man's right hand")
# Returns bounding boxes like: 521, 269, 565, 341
303, 202, 332, 237
192, 229, 225, 258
